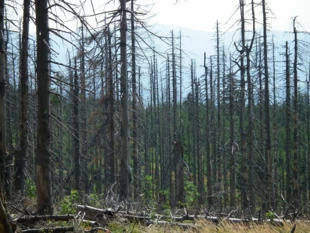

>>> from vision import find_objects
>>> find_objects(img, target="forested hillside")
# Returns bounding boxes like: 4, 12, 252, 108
0, 0, 310, 232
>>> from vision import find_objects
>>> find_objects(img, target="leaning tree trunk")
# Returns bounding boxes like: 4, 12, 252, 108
35, 0, 53, 214
0, 188, 12, 233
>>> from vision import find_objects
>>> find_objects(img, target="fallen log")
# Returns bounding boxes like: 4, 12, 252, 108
22, 226, 74, 233
75, 205, 117, 219
123, 214, 151, 223
84, 227, 111, 233
74, 204, 288, 228
16, 214, 75, 224
147, 220, 198, 230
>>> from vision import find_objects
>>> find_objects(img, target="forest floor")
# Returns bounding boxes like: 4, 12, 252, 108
8, 196, 310, 232
11, 218, 310, 232
109, 221, 309, 233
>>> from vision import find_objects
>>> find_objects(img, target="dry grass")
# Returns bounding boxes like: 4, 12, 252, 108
137, 221, 310, 233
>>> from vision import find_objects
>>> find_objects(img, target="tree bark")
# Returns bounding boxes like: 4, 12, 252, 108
73, 58, 80, 191
0, 197, 12, 233
0, 0, 6, 191
239, 0, 248, 209
16, 0, 30, 194
262, 0, 273, 209
204, 53, 212, 206
119, 0, 131, 200
131, 0, 140, 200
35, 0, 53, 214
292, 17, 299, 204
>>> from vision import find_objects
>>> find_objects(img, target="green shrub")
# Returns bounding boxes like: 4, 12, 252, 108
60, 190, 79, 214
25, 179, 36, 198
87, 193, 100, 207
265, 210, 275, 222
184, 181, 199, 206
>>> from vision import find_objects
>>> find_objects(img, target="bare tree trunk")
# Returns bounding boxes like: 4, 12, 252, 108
246, 48, 254, 212
204, 54, 212, 205
222, 49, 227, 207
131, 0, 139, 200
247, 0, 256, 212
195, 79, 203, 205
73, 58, 80, 191
80, 22, 88, 195
35, 0, 52, 214
239, 0, 247, 209
228, 56, 236, 207
272, 38, 279, 204
107, 28, 115, 194
190, 60, 196, 188
4, 9, 11, 198
0, 0, 7, 191
307, 69, 310, 203
16, 0, 30, 194
210, 57, 216, 199
119, 0, 131, 200
262, 0, 273, 209
0, 188, 12, 233
58, 79, 64, 199
216, 21, 222, 190
292, 17, 299, 205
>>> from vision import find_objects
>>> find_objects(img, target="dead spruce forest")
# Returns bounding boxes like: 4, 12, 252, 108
1, 0, 310, 231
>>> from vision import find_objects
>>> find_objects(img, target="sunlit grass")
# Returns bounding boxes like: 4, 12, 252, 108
110, 221, 310, 233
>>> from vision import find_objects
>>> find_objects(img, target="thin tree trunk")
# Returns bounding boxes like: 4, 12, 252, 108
247, 0, 256, 212
119, 0, 131, 200
196, 79, 203, 204
222, 48, 227, 207
107, 28, 115, 194
216, 21, 221, 190
204, 53, 212, 205
229, 56, 236, 207
73, 58, 80, 191
0, 0, 7, 190
307, 69, 310, 202
131, 0, 139, 200
262, 0, 273, 209
16, 0, 30, 194
80, 22, 88, 195
292, 17, 299, 204
239, 0, 247, 209
58, 79, 64, 199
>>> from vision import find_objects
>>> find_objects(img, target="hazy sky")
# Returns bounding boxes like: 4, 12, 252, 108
10, 0, 310, 34
150, 0, 310, 32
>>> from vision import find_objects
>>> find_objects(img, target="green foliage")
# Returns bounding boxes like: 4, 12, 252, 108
25, 179, 36, 198
184, 181, 199, 206
87, 193, 101, 207
159, 189, 170, 209
143, 175, 154, 199
265, 210, 275, 222
59, 190, 79, 214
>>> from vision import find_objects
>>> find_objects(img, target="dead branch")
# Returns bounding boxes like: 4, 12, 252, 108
22, 226, 74, 233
